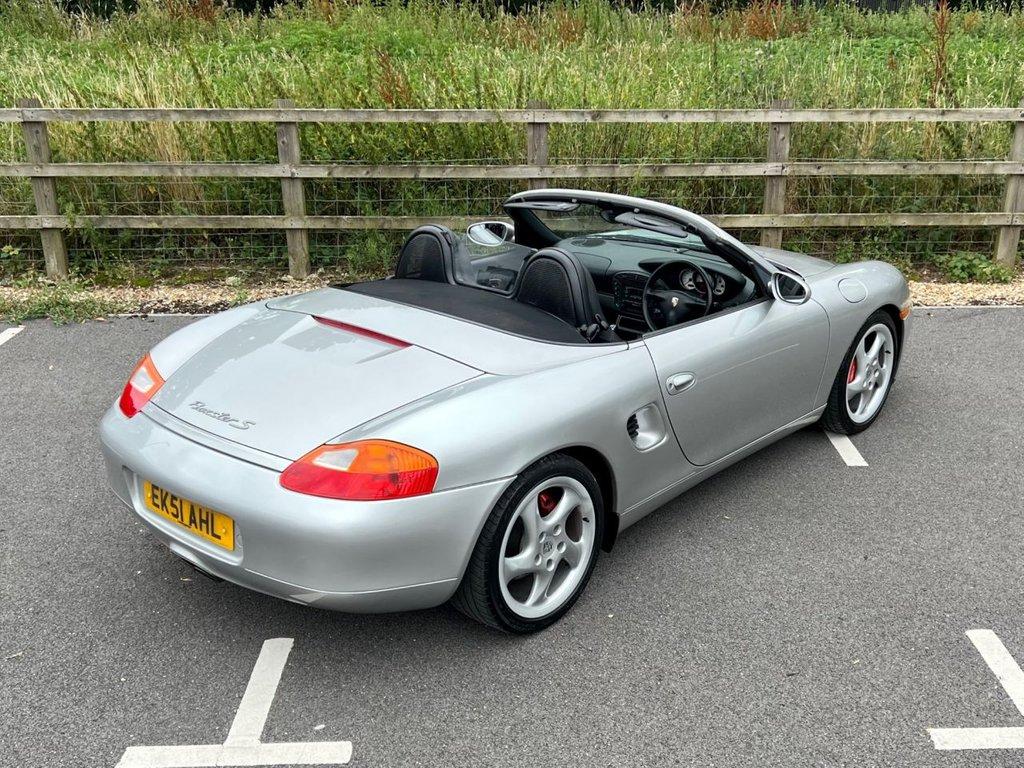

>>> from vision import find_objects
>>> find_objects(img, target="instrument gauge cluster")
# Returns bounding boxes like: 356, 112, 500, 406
679, 268, 700, 293
678, 267, 729, 297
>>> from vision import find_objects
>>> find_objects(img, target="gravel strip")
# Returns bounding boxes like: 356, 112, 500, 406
908, 277, 1024, 306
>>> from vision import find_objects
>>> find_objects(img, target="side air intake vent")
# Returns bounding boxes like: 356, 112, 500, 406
627, 404, 667, 451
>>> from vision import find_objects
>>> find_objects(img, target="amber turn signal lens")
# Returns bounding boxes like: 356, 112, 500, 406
899, 300, 912, 320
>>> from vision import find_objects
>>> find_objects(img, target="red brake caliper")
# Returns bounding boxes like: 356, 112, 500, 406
847, 358, 857, 384
538, 491, 557, 517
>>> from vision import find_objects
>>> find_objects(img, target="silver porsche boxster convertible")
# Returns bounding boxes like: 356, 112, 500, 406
100, 189, 911, 633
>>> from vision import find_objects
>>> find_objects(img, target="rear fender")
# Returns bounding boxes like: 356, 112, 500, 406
335, 343, 692, 524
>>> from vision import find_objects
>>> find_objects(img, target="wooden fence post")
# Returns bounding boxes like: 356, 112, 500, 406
760, 98, 792, 250
526, 99, 550, 191
17, 98, 68, 280
994, 100, 1024, 269
274, 99, 310, 279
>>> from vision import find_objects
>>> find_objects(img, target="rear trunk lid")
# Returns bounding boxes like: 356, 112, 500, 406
151, 307, 480, 459
265, 287, 623, 375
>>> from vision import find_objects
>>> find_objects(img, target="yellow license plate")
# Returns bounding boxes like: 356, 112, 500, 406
143, 481, 234, 551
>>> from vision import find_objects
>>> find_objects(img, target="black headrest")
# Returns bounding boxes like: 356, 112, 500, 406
513, 248, 609, 333
395, 225, 457, 284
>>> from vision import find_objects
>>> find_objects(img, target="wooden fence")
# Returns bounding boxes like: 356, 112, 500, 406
1, 99, 1023, 280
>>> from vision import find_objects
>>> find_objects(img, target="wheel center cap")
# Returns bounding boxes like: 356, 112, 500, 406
541, 540, 553, 555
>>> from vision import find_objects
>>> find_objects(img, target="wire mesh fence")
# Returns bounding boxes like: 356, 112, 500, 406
0, 232, 43, 276
1, 228, 414, 278
3, 175, 1010, 220
0, 176, 1018, 280
782, 226, 999, 275
786, 176, 1006, 215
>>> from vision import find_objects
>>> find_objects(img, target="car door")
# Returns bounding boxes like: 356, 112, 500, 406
642, 296, 829, 466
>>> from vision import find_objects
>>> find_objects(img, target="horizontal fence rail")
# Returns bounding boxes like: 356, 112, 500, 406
2, 107, 1024, 124
2, 213, 1021, 230
1, 101, 1023, 279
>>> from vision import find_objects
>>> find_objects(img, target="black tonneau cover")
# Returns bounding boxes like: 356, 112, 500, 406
342, 279, 587, 344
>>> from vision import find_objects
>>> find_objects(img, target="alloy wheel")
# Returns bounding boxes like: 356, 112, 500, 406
845, 322, 896, 424
497, 476, 597, 620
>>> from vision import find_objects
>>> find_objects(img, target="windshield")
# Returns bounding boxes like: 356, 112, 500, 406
530, 203, 708, 250
450, 202, 713, 294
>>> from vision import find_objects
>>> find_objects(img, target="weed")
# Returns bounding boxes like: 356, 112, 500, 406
0, 281, 127, 323
929, 0, 954, 109
936, 251, 1014, 283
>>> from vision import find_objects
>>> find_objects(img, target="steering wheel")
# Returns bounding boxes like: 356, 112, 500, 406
642, 260, 714, 331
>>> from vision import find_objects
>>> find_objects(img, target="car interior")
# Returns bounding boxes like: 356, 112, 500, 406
341, 199, 766, 345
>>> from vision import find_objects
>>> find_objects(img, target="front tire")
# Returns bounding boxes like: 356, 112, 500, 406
821, 309, 899, 435
452, 454, 604, 634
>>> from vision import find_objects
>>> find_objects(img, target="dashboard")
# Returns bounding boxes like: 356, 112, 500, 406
456, 230, 761, 334
610, 261, 754, 326
557, 233, 758, 330
610, 271, 648, 321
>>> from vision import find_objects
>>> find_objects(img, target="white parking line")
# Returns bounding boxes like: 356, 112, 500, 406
931, 727, 1024, 750
116, 638, 352, 767
825, 432, 868, 467
225, 638, 293, 746
968, 630, 1024, 715
0, 326, 25, 347
929, 630, 1024, 751
115, 742, 353, 768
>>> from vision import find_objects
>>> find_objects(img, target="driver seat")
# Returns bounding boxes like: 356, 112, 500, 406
513, 248, 618, 342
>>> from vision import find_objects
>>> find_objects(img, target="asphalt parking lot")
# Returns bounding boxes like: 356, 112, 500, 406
2, 307, 1024, 768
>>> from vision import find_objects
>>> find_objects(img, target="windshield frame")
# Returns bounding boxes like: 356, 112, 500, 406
503, 189, 774, 295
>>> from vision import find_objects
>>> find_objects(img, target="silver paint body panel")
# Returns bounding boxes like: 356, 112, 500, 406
644, 297, 829, 465
151, 305, 481, 459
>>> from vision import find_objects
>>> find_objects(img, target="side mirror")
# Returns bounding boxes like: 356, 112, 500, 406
467, 220, 514, 246
769, 271, 811, 305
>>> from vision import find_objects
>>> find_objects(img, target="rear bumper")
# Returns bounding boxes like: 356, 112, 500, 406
99, 404, 512, 613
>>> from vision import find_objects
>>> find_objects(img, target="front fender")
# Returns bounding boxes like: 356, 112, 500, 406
809, 260, 911, 405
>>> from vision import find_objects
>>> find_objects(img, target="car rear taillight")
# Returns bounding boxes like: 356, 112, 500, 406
118, 354, 165, 418
280, 440, 438, 501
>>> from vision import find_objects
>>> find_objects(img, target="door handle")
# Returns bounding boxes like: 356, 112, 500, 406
666, 372, 696, 395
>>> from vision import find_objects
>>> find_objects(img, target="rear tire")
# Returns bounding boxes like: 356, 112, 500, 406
452, 453, 604, 634
821, 309, 899, 435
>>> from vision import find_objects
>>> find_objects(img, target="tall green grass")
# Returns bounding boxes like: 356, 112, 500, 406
1, 0, 1022, 280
